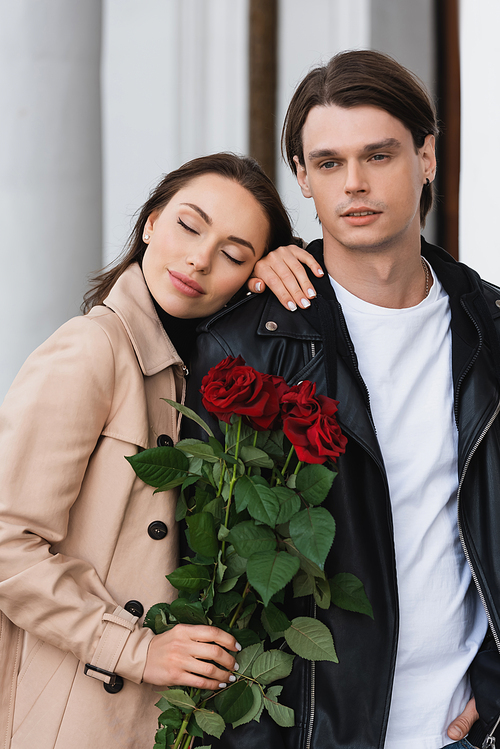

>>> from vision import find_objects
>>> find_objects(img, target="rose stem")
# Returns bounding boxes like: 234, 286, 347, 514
172, 716, 190, 749
229, 580, 251, 628
294, 460, 303, 475
247, 430, 258, 476
281, 445, 296, 476
221, 416, 242, 558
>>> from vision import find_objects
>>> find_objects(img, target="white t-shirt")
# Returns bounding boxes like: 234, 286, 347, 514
330, 264, 488, 749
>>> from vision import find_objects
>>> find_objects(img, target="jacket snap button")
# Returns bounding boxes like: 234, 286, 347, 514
148, 521, 168, 540
265, 321, 278, 331
157, 434, 173, 447
124, 600, 144, 618
495, 300, 500, 308
104, 675, 124, 694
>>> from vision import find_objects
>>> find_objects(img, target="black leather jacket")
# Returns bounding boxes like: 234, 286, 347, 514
186, 239, 500, 749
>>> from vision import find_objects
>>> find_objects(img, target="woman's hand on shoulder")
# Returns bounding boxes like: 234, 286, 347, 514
143, 623, 241, 689
248, 244, 324, 311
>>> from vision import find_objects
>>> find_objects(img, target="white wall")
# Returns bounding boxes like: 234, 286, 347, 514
102, 0, 249, 265
277, 0, 370, 243
459, 0, 500, 282
0, 0, 102, 401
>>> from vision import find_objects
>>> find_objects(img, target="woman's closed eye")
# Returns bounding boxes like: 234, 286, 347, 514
177, 218, 199, 234
223, 251, 245, 266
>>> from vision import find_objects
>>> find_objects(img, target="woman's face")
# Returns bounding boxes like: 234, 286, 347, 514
142, 174, 270, 318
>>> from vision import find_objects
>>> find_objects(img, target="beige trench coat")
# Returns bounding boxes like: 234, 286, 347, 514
0, 264, 186, 748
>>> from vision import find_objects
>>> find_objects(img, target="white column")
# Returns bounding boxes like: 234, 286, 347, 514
459, 0, 500, 281
102, 0, 249, 266
276, 0, 371, 243
0, 0, 102, 402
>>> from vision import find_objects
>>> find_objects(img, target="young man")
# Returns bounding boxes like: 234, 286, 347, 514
186, 51, 500, 749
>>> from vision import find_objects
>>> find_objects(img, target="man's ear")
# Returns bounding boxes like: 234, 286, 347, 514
293, 156, 313, 199
420, 134, 436, 183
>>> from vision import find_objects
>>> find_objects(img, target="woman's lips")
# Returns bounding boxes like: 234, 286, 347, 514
168, 270, 205, 298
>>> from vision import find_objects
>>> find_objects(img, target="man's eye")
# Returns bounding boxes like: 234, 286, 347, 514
321, 161, 337, 169
371, 154, 387, 161
178, 218, 198, 234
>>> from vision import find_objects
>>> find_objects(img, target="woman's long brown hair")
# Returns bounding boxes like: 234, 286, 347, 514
82, 152, 298, 313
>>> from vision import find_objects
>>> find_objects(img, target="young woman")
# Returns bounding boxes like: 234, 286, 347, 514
0, 153, 321, 749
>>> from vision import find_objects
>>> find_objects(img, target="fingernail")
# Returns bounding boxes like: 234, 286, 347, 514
317, 267, 324, 275
255, 282, 262, 292
233, 663, 240, 671
301, 298, 311, 308
307, 288, 316, 298
235, 642, 242, 651
218, 683, 227, 689
448, 727, 461, 740
229, 674, 237, 682
287, 301, 297, 311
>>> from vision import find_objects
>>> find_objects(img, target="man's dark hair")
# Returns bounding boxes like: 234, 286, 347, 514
282, 50, 439, 225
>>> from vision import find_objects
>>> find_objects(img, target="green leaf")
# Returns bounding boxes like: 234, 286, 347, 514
176, 440, 219, 463
217, 576, 239, 593
239, 445, 274, 468
296, 463, 336, 505
251, 650, 295, 685
264, 687, 295, 727
284, 616, 338, 662
225, 549, 247, 578
175, 493, 188, 522
202, 496, 225, 523
217, 525, 230, 541
225, 420, 255, 453
313, 576, 331, 610
153, 726, 169, 749
166, 564, 212, 592
159, 688, 196, 712
283, 539, 327, 580
162, 398, 214, 437
292, 569, 315, 598
211, 590, 242, 620
126, 447, 190, 489
261, 602, 291, 636
231, 628, 261, 648
235, 642, 264, 676
156, 707, 183, 729
235, 476, 280, 526
289, 507, 336, 570
247, 550, 300, 607
187, 513, 218, 558
329, 573, 374, 619
187, 713, 205, 738
229, 521, 276, 559
169, 599, 208, 625
274, 487, 301, 525
195, 709, 226, 739
231, 682, 263, 728
143, 602, 170, 633
214, 679, 254, 723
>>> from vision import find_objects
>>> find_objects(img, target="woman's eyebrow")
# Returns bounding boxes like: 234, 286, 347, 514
180, 202, 255, 254
181, 203, 212, 225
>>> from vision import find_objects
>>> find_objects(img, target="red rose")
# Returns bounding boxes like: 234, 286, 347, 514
201, 356, 288, 431
281, 381, 347, 464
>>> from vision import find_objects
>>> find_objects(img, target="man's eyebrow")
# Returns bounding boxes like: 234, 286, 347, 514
308, 138, 402, 161
180, 203, 212, 225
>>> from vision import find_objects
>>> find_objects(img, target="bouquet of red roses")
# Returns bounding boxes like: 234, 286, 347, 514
128, 356, 372, 749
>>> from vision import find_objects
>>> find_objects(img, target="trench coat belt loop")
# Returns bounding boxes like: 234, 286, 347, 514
84, 605, 138, 685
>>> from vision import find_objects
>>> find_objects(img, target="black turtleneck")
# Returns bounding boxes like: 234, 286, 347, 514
152, 297, 203, 366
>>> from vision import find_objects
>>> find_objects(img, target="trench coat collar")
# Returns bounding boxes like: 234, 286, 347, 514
103, 263, 183, 376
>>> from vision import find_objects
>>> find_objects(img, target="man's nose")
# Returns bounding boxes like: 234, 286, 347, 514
344, 161, 369, 194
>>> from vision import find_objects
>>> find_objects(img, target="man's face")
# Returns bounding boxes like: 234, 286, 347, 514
294, 104, 435, 255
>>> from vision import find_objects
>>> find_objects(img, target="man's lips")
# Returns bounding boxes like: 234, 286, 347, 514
340, 207, 382, 226
168, 270, 205, 297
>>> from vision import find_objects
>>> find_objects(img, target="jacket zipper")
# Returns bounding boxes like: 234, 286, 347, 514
305, 601, 317, 749
456, 398, 500, 749
310, 341, 316, 358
